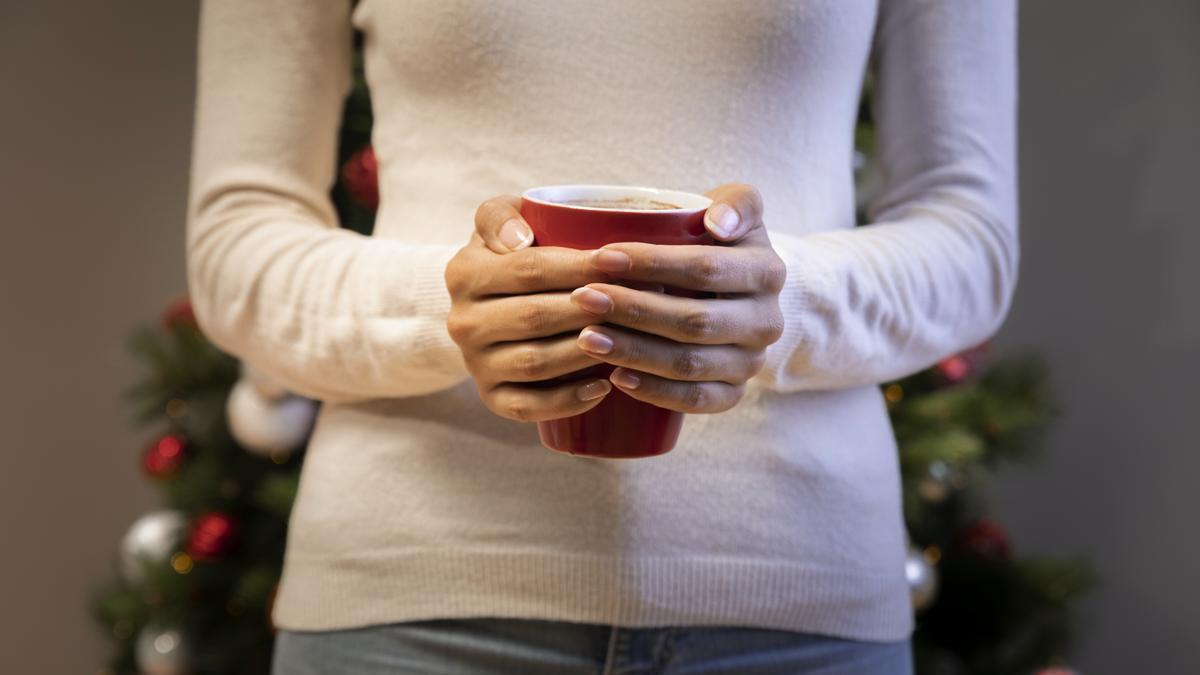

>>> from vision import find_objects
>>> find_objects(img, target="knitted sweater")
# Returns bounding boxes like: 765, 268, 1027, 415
186, 0, 1016, 642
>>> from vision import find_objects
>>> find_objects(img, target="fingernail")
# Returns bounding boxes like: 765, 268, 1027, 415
610, 368, 641, 390
590, 249, 631, 273
499, 218, 533, 251
705, 204, 740, 239
570, 287, 613, 314
576, 379, 611, 401
577, 328, 614, 354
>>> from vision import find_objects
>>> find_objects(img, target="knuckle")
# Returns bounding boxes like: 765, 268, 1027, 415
444, 255, 469, 297
679, 307, 717, 341
742, 184, 764, 216
515, 297, 548, 333
746, 350, 767, 378
689, 254, 725, 289
490, 390, 532, 422
474, 198, 506, 229
512, 345, 547, 379
758, 307, 785, 345
682, 384, 708, 412
511, 251, 545, 287
762, 253, 787, 293
671, 349, 706, 379
445, 311, 473, 344
621, 294, 646, 325
504, 399, 532, 422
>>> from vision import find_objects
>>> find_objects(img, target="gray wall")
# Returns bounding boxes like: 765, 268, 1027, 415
0, 1, 1195, 674
995, 2, 1200, 673
0, 3, 197, 674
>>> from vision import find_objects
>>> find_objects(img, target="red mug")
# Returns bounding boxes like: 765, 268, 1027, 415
520, 185, 713, 459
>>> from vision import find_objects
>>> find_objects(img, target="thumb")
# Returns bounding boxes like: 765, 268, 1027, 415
703, 183, 764, 242
473, 195, 535, 254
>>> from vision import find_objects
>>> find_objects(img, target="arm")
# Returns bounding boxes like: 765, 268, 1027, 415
759, 0, 1019, 391
186, 0, 468, 404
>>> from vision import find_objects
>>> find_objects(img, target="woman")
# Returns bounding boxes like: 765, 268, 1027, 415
187, 1, 1016, 673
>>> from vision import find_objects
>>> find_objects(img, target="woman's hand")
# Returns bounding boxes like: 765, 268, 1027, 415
445, 196, 616, 422
569, 184, 786, 413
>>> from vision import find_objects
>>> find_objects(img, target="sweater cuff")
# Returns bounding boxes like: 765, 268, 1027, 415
760, 233, 834, 390
367, 239, 469, 388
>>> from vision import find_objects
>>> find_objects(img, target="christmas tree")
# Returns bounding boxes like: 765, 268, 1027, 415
93, 40, 1090, 675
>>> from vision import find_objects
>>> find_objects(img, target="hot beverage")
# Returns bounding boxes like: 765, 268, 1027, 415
561, 197, 682, 211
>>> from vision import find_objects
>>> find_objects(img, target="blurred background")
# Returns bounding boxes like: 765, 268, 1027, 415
1, 1, 1196, 673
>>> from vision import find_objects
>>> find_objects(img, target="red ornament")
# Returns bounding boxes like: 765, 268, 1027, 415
934, 340, 993, 384
935, 355, 971, 383
341, 145, 379, 211
958, 517, 1012, 561
187, 512, 238, 561
142, 434, 187, 478
161, 296, 197, 332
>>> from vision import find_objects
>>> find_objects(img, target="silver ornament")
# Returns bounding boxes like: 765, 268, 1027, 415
226, 378, 316, 456
119, 510, 185, 583
905, 546, 939, 611
239, 361, 290, 401
135, 624, 190, 675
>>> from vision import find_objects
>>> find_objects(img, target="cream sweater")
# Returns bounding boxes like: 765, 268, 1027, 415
187, 0, 1016, 642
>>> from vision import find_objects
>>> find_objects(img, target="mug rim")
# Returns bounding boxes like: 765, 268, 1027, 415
521, 184, 712, 214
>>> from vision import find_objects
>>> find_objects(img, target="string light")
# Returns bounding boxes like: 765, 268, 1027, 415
884, 384, 904, 404
170, 552, 194, 575
165, 398, 188, 419
923, 546, 942, 565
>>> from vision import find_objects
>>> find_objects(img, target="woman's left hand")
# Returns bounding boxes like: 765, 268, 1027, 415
570, 183, 787, 413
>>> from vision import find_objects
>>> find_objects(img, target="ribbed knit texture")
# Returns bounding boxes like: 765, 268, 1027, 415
186, 0, 1016, 642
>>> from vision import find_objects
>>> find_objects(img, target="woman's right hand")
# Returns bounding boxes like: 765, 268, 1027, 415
445, 195, 615, 422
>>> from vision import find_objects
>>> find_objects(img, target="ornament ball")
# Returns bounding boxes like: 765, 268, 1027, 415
135, 624, 190, 675
959, 518, 1012, 561
142, 434, 187, 479
226, 378, 316, 456
119, 510, 185, 583
341, 144, 379, 211
187, 511, 238, 561
161, 297, 197, 333
906, 546, 939, 611
935, 355, 971, 383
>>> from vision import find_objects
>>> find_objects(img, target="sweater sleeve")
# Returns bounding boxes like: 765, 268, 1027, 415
758, 0, 1018, 392
186, 0, 469, 404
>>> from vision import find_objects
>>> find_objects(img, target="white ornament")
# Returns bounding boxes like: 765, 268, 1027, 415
119, 510, 185, 583
239, 361, 290, 401
906, 546, 940, 611
226, 378, 316, 456
135, 624, 190, 675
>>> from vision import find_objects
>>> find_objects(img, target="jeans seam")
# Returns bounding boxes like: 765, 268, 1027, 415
601, 625, 619, 675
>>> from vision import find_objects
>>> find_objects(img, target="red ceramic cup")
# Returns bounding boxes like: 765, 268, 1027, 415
520, 185, 713, 459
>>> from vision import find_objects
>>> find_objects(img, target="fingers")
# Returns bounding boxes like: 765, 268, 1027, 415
486, 377, 611, 422
576, 324, 765, 384
586, 241, 787, 294
475, 334, 601, 383
451, 245, 622, 297
702, 183, 764, 242
570, 283, 783, 347
474, 195, 535, 253
609, 367, 746, 414
448, 292, 599, 345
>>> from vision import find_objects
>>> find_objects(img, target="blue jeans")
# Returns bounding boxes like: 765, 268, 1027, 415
273, 618, 912, 674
